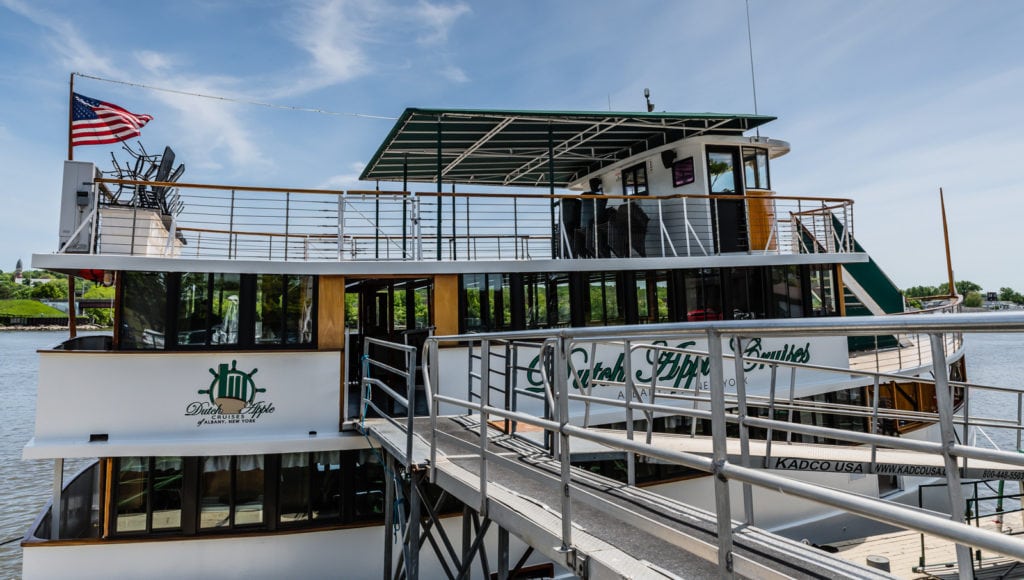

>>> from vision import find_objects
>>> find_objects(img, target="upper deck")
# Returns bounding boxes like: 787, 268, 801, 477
40, 108, 866, 275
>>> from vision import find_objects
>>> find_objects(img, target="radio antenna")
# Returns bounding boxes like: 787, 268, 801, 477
745, 0, 760, 136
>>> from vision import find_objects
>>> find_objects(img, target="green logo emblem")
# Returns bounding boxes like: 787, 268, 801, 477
198, 360, 265, 414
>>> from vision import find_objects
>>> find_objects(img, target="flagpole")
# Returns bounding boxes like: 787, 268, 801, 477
67, 72, 75, 161
66, 72, 77, 339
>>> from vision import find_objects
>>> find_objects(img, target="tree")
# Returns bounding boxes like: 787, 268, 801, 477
963, 291, 983, 308
29, 280, 68, 300
83, 285, 114, 327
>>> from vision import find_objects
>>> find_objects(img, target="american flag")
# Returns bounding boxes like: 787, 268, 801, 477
71, 93, 153, 147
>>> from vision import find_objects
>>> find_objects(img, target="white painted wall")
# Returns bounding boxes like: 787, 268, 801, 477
33, 351, 340, 448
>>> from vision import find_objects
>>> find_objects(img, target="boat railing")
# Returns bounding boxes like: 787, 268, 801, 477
850, 294, 965, 374
76, 177, 857, 261
388, 313, 1024, 575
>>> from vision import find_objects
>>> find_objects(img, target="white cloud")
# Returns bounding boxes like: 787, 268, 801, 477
412, 0, 470, 45
135, 51, 177, 74
0, 0, 116, 77
441, 65, 469, 83
319, 162, 367, 190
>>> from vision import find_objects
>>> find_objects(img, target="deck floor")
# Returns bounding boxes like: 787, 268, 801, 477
833, 518, 1024, 579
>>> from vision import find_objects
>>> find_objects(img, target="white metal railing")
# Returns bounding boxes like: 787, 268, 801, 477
80, 178, 856, 262
400, 313, 1024, 578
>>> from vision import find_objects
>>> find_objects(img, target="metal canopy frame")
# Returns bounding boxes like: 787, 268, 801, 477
360, 108, 776, 188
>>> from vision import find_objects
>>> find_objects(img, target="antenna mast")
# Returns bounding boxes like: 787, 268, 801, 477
745, 0, 760, 135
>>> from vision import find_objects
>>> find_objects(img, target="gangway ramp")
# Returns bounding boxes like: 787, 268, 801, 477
366, 416, 891, 579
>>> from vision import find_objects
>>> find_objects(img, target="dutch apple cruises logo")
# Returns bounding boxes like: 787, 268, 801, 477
185, 360, 276, 427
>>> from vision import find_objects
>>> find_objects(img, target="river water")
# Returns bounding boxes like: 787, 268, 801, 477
0, 329, 1022, 577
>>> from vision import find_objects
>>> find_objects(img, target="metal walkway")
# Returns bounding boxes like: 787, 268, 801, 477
367, 416, 888, 579
358, 314, 1024, 579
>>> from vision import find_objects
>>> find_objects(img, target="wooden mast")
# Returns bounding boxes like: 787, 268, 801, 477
940, 187, 956, 298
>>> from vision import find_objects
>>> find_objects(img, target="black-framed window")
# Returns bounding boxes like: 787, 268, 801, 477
119, 272, 317, 350
584, 272, 624, 326
621, 163, 648, 196
742, 147, 770, 190
636, 271, 671, 324
121, 272, 168, 349
108, 451, 441, 538
112, 457, 183, 534
198, 455, 265, 530
809, 264, 838, 316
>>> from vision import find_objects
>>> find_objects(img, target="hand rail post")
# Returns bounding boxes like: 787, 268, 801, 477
707, 329, 735, 576
930, 332, 973, 578
732, 335, 755, 524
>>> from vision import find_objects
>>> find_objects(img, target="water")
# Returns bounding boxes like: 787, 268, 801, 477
0, 330, 1021, 577
0, 331, 92, 579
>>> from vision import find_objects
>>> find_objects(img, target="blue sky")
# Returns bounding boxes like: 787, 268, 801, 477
1, 0, 1023, 292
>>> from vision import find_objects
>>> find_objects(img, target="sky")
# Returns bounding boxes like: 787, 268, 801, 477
1, 0, 1022, 292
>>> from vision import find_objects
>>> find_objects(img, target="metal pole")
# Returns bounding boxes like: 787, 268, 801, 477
479, 339, 490, 517
50, 458, 64, 540
625, 338, 636, 486
707, 329, 735, 576
930, 332, 974, 579
383, 453, 394, 580
284, 192, 291, 261
556, 336, 573, 553
407, 471, 422, 580
437, 116, 443, 261
732, 336, 754, 524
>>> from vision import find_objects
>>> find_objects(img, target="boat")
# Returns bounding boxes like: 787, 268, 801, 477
21, 106, 976, 577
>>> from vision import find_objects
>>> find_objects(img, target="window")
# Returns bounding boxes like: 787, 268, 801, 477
621, 163, 648, 196
279, 451, 344, 524
121, 272, 167, 350
707, 150, 738, 194
684, 269, 723, 321
724, 268, 768, 320
771, 266, 804, 318
113, 457, 183, 534
256, 274, 315, 345
199, 455, 265, 530
742, 147, 770, 190
585, 272, 623, 326
176, 273, 240, 346
636, 271, 670, 323
809, 265, 838, 316
118, 272, 316, 350
460, 273, 512, 332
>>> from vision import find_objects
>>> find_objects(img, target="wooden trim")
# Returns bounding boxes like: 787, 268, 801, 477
317, 276, 346, 350
433, 275, 459, 338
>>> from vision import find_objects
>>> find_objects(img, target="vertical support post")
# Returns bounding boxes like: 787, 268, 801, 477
624, 339, 636, 486
383, 454, 394, 580
930, 332, 973, 579
429, 339, 440, 484
407, 471, 421, 580
548, 124, 556, 259
51, 458, 64, 540
732, 336, 754, 524
337, 193, 344, 261
67, 276, 77, 339
284, 192, 291, 261
555, 335, 573, 553
707, 329, 735, 576
479, 339, 490, 518
870, 374, 881, 470
498, 526, 510, 580
402, 155, 408, 259
228, 189, 235, 259
764, 364, 777, 467
436, 116, 443, 261
375, 194, 381, 259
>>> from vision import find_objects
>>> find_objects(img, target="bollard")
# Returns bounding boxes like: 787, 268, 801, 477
865, 555, 890, 572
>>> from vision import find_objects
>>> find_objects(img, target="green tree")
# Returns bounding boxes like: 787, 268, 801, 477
83, 285, 115, 327
963, 291, 983, 308
29, 280, 69, 300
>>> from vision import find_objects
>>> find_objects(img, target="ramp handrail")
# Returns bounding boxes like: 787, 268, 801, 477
414, 312, 1024, 578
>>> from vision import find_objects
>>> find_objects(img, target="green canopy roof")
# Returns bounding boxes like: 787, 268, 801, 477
360, 108, 775, 188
